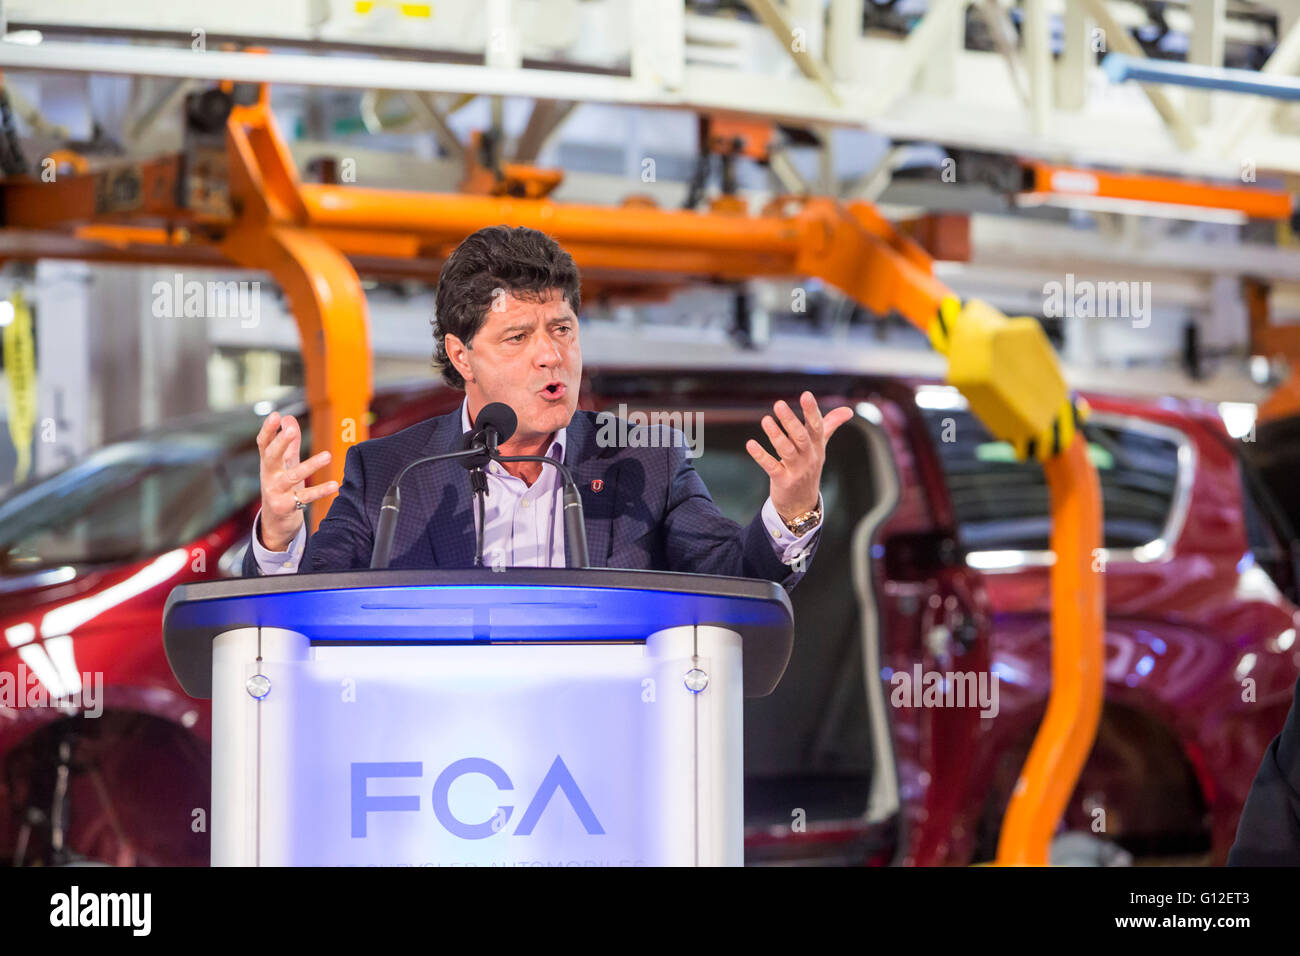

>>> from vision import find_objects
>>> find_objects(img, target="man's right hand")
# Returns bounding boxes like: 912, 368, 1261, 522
256, 411, 339, 552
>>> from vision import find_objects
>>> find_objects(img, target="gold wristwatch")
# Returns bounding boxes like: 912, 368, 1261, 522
781, 502, 822, 535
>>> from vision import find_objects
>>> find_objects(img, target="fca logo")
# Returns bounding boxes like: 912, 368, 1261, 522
351, 755, 605, 839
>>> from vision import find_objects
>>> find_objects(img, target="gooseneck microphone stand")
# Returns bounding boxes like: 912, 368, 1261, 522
462, 429, 496, 568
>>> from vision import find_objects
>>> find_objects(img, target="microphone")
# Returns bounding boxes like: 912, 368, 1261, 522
458, 403, 517, 566
458, 402, 517, 469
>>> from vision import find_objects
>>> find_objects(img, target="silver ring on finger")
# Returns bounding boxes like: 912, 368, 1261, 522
292, 490, 307, 512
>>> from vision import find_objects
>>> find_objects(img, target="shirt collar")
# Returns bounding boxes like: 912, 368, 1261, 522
459, 397, 565, 461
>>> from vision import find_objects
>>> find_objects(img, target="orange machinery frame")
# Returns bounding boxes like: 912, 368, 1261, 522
2, 84, 1101, 867
1020, 159, 1294, 220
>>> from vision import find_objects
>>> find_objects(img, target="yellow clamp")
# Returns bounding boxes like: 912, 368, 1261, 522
928, 296, 1086, 462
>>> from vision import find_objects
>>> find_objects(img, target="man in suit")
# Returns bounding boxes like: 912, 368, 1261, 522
243, 225, 852, 585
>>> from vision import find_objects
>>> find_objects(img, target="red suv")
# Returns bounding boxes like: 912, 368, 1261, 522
0, 367, 1295, 866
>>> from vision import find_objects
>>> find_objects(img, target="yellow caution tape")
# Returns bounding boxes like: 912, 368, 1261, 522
3, 290, 36, 484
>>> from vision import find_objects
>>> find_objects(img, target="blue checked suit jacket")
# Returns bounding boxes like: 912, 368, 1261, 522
242, 406, 818, 590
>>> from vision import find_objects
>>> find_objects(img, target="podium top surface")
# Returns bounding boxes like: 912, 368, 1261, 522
163, 568, 794, 699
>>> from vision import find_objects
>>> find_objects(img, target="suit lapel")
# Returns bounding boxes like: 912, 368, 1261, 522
565, 410, 616, 568
415, 409, 477, 569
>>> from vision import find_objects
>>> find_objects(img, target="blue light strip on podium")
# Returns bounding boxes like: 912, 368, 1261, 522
163, 568, 794, 698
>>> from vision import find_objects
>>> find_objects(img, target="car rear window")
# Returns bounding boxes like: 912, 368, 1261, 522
919, 404, 1184, 554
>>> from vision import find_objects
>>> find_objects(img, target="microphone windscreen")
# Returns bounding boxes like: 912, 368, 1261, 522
474, 402, 517, 443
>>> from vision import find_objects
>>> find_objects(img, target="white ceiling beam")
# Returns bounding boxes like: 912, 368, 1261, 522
742, 0, 842, 104
485, 0, 522, 71
0, 76, 68, 140
863, 0, 969, 118
1187, 0, 1226, 125
844, 145, 907, 201
767, 147, 812, 194
14, 24, 1300, 177
631, 0, 685, 91
1215, 14, 1300, 154
513, 99, 576, 163
1078, 0, 1199, 150
1057, 0, 1090, 111
405, 92, 467, 162
918, 0, 965, 96
126, 77, 194, 145
826, 0, 865, 82
976, 0, 1031, 107
0, 40, 651, 101
1023, 0, 1052, 136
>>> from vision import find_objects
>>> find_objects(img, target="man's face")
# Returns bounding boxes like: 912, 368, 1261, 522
446, 289, 581, 443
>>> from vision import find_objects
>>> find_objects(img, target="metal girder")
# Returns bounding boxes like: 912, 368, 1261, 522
741, 0, 841, 104
513, 100, 576, 163
826, 0, 864, 81
127, 78, 195, 145
767, 147, 812, 194
1024, 0, 1052, 136
1188, 0, 1227, 124
844, 144, 907, 202
630, 0, 685, 91
0, 40, 647, 102
405, 92, 468, 162
12, 29, 1300, 174
1215, 14, 1300, 152
1057, 0, 1091, 111
975, 0, 1031, 108
918, 0, 965, 96
863, 0, 969, 119
2, 77, 69, 141
1079, 0, 1199, 150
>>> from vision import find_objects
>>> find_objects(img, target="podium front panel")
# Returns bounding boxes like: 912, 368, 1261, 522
211, 624, 743, 866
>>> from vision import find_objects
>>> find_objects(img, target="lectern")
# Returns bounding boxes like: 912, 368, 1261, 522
162, 568, 793, 867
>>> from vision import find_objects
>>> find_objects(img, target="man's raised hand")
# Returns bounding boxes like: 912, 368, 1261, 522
745, 391, 854, 524
256, 411, 338, 552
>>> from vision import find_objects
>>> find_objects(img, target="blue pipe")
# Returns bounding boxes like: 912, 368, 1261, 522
1101, 52, 1300, 101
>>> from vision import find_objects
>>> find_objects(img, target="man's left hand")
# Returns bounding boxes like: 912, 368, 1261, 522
745, 391, 854, 523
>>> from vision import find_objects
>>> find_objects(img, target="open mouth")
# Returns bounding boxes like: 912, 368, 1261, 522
541, 382, 566, 400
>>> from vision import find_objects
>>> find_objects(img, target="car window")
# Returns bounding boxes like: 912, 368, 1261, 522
1238, 457, 1298, 599
920, 407, 1183, 553
0, 413, 270, 573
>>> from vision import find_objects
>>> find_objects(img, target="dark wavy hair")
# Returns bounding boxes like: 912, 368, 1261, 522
432, 225, 582, 389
